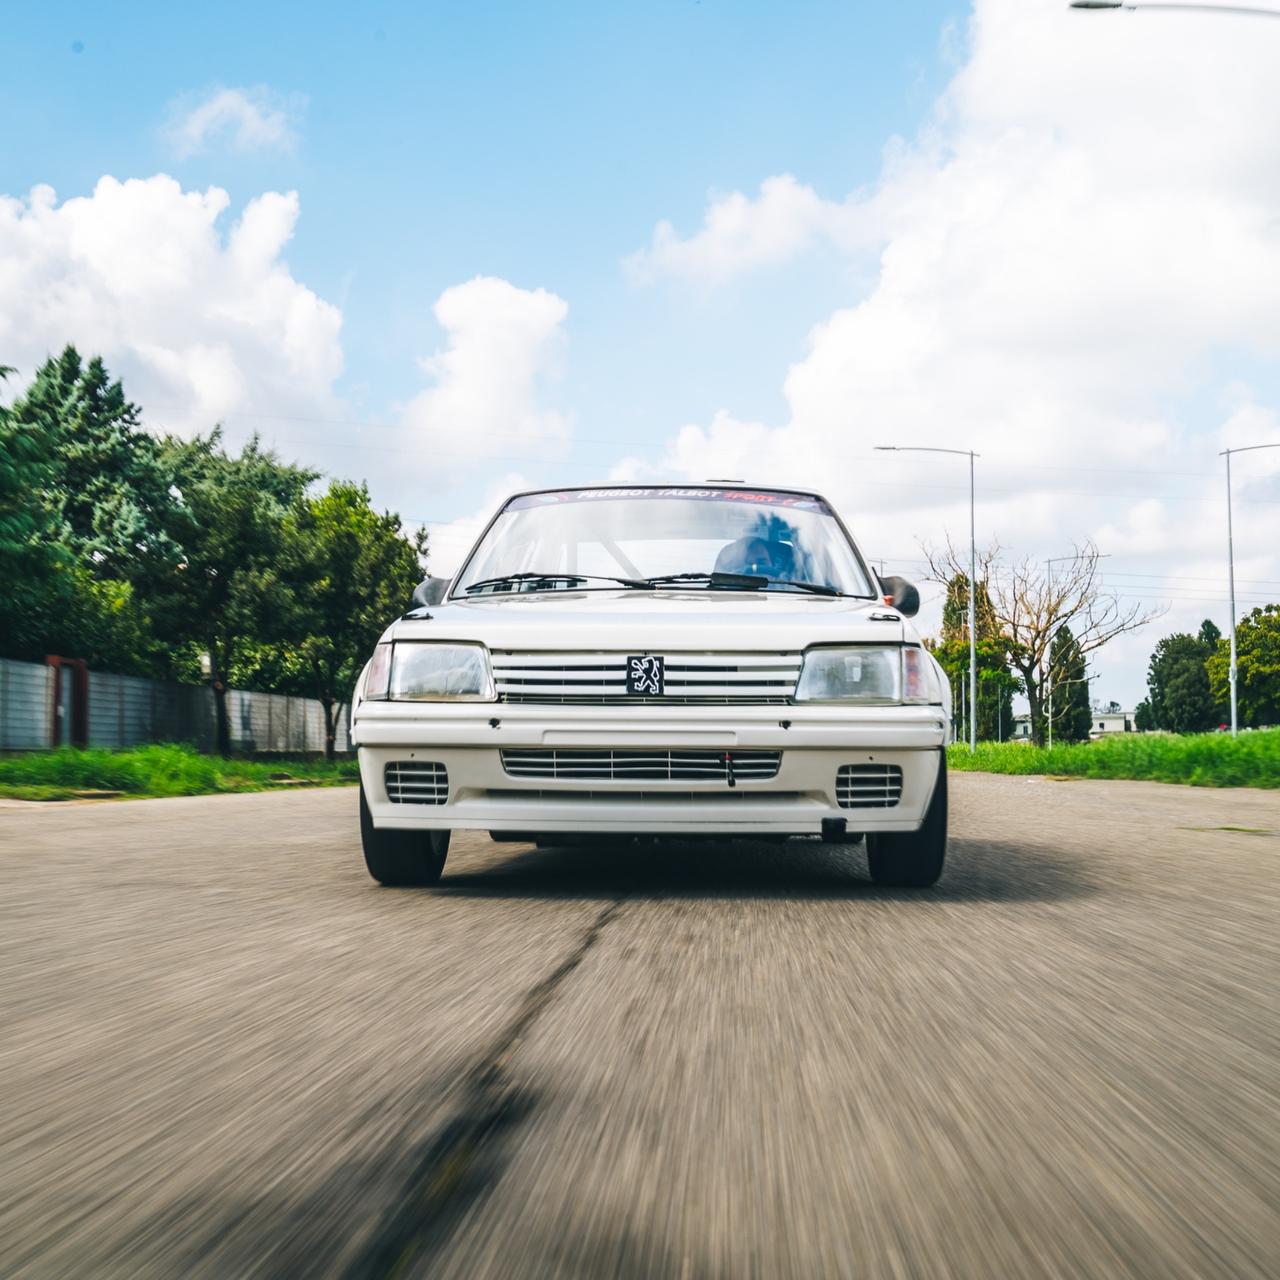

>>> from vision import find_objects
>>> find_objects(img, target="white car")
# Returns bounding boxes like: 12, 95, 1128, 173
351, 485, 951, 888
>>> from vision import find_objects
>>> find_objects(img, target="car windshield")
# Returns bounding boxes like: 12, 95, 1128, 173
453, 488, 875, 597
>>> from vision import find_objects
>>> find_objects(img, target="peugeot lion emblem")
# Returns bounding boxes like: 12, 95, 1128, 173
627, 655, 665, 696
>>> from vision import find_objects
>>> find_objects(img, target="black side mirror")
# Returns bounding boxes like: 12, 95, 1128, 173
411, 576, 450, 609
877, 574, 920, 618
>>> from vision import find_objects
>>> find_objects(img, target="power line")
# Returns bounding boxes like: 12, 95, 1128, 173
142, 402, 1280, 484
193, 423, 1280, 509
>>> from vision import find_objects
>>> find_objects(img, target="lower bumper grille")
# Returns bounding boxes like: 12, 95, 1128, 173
500, 749, 781, 783
836, 763, 903, 809
484, 788, 803, 805
385, 761, 448, 804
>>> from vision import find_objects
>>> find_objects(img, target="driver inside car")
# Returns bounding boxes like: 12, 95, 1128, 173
713, 535, 798, 580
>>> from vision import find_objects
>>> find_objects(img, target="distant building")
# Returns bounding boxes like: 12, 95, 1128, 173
1010, 701, 1135, 741
1090, 708, 1133, 737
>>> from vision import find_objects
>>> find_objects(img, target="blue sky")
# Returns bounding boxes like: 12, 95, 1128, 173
4, 0, 961, 468
4, 0, 1279, 707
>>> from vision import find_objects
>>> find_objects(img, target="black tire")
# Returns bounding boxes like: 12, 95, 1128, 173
866, 753, 947, 888
360, 786, 450, 886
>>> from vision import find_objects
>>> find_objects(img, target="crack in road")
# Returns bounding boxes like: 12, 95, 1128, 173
342, 898, 626, 1280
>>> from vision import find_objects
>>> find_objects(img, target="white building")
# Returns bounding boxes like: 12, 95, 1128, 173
1010, 701, 1135, 741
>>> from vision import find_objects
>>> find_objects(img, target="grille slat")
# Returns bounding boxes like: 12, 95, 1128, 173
501, 749, 781, 783
502, 695, 792, 705
836, 764, 903, 809
484, 788, 802, 804
385, 761, 449, 805
491, 651, 801, 703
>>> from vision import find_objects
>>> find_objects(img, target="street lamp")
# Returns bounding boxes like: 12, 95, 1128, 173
1219, 442, 1280, 735
1070, 2, 1280, 15
874, 445, 979, 753
1045, 553, 1110, 749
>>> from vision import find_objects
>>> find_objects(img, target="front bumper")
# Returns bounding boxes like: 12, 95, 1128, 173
354, 703, 947, 836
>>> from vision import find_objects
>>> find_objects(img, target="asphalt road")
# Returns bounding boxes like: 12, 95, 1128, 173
2, 775, 1277, 1279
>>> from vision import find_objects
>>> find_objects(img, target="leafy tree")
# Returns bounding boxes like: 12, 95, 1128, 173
1048, 624, 1092, 742
0, 364, 75, 657
1, 348, 184, 672
1134, 699, 1155, 732
151, 431, 317, 754
1146, 625, 1221, 733
8, 347, 180, 578
1207, 606, 1280, 728
264, 482, 426, 758
927, 572, 1018, 741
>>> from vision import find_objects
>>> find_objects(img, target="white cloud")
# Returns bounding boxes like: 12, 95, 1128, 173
421, 471, 530, 578
400, 276, 571, 471
0, 175, 343, 432
630, 0, 1280, 704
164, 86, 303, 159
625, 174, 875, 285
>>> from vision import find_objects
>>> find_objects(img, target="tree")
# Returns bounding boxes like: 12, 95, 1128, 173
1207, 605, 1280, 728
1048, 624, 1092, 743
1145, 626, 1221, 734
924, 541, 1160, 748
271, 482, 426, 758
0, 364, 74, 658
8, 347, 180, 579
1134, 699, 1155, 732
151, 432, 317, 755
0, 348, 183, 672
1199, 618, 1222, 649
926, 572, 1018, 741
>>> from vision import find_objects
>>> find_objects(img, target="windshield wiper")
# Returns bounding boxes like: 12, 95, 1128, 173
464, 571, 649, 594
644, 572, 842, 596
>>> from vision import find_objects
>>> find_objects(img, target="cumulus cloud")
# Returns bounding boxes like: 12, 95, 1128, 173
630, 0, 1280, 701
0, 175, 343, 432
400, 276, 571, 470
625, 174, 874, 285
164, 86, 303, 158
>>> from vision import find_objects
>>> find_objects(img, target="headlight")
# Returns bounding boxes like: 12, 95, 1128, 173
363, 642, 495, 702
795, 645, 937, 705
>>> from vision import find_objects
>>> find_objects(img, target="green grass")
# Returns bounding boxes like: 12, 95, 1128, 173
948, 729, 1280, 789
0, 743, 358, 801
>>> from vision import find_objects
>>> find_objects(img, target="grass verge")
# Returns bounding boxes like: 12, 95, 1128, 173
948, 729, 1280, 789
0, 743, 358, 802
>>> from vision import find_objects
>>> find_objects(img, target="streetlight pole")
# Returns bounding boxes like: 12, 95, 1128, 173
875, 445, 979, 753
1218, 442, 1280, 735
1070, 2, 1280, 16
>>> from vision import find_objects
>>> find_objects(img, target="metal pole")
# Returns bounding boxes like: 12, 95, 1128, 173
969, 451, 977, 754
1046, 560, 1054, 751
1226, 449, 1238, 736
1071, 4, 1280, 17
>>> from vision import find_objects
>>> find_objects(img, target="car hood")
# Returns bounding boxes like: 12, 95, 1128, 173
385, 590, 911, 650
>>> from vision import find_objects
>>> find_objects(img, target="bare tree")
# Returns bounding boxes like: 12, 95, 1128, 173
923, 540, 1161, 747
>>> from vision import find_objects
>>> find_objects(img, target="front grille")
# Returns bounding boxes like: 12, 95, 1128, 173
490, 651, 801, 702
385, 761, 448, 805
501, 749, 781, 783
484, 789, 803, 805
501, 694, 792, 706
836, 764, 903, 809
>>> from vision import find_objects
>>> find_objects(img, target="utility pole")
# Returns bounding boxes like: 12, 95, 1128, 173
1219, 442, 1280, 734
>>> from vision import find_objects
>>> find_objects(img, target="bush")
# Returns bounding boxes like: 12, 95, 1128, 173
0, 744, 358, 800
949, 729, 1280, 789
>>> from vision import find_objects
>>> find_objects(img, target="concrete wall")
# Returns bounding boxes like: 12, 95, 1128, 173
0, 657, 349, 753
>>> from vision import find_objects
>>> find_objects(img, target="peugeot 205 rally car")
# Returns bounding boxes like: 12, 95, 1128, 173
350, 485, 952, 887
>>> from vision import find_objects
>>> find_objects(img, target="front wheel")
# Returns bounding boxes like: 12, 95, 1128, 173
360, 786, 450, 886
866, 754, 947, 888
